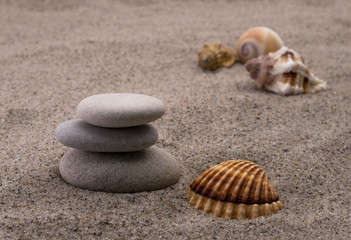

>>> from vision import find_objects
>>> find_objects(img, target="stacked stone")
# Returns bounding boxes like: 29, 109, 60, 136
55, 93, 181, 193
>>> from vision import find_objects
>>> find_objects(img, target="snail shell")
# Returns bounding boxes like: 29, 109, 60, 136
245, 46, 327, 95
198, 43, 236, 70
186, 160, 283, 220
236, 27, 284, 63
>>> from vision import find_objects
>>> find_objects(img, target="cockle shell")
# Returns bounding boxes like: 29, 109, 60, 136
198, 43, 236, 70
236, 27, 284, 63
245, 46, 327, 95
186, 160, 282, 220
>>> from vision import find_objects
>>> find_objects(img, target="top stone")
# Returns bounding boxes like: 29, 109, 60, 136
77, 93, 166, 128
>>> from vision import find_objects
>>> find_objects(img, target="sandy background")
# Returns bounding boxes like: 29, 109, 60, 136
1, 0, 350, 239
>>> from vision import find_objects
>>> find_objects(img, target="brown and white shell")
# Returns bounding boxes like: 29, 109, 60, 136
186, 160, 283, 220
245, 46, 327, 95
198, 43, 236, 70
236, 27, 284, 63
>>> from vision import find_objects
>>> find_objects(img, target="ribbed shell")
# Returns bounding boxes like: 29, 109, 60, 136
198, 43, 236, 70
190, 160, 278, 204
187, 160, 282, 220
245, 46, 327, 95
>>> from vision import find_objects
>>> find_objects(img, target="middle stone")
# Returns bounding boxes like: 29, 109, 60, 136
55, 119, 158, 152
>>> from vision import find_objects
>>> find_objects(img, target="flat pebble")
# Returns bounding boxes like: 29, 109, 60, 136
55, 119, 158, 152
77, 93, 166, 128
59, 146, 181, 193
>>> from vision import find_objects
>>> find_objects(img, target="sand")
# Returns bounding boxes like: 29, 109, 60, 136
0, 0, 350, 239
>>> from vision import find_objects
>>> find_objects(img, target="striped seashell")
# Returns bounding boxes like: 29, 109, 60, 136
198, 43, 236, 70
186, 160, 282, 220
236, 27, 284, 63
245, 46, 327, 95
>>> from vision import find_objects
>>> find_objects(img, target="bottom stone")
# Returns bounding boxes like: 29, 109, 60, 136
59, 146, 181, 193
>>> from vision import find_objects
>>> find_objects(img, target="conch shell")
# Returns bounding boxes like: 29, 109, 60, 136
236, 27, 284, 63
198, 43, 236, 70
245, 46, 327, 95
186, 160, 282, 220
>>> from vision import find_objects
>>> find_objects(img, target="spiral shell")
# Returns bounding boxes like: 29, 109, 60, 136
198, 43, 236, 70
245, 46, 327, 95
186, 160, 283, 220
236, 27, 284, 63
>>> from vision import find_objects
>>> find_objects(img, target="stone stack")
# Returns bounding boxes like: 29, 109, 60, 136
55, 93, 181, 193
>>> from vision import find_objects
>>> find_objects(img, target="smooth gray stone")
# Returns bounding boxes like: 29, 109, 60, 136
55, 119, 158, 152
59, 146, 181, 193
77, 93, 166, 128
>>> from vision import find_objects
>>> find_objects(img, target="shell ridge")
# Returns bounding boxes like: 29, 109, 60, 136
192, 161, 233, 195
191, 162, 230, 193
244, 168, 264, 204
267, 184, 275, 203
215, 161, 250, 201
204, 162, 238, 198
199, 161, 247, 201
222, 161, 254, 202
260, 175, 270, 204
190, 167, 215, 192
230, 164, 259, 203
194, 165, 224, 194
204, 161, 248, 199
249, 169, 264, 203
208, 161, 239, 199
225, 164, 254, 202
